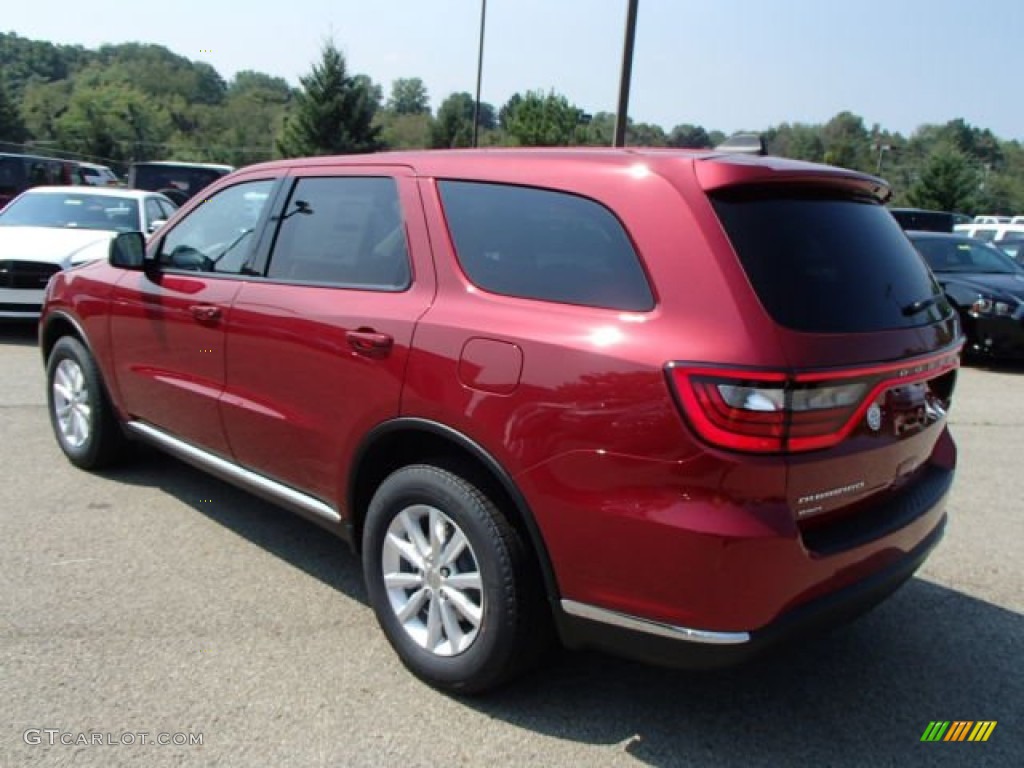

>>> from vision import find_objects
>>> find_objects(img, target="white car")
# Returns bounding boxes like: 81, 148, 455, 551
0, 187, 177, 318
77, 162, 120, 187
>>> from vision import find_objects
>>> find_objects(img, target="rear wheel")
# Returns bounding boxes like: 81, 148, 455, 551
363, 464, 546, 694
46, 336, 125, 469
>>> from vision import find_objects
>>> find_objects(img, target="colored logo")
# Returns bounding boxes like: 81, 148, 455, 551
921, 721, 997, 742
866, 403, 882, 431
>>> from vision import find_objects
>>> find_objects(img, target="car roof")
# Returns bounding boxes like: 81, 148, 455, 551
132, 161, 234, 171
238, 148, 890, 200
907, 230, 1000, 244
19, 186, 165, 201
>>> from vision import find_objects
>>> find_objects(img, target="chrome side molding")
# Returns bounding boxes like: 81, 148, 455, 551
561, 599, 751, 645
125, 421, 341, 524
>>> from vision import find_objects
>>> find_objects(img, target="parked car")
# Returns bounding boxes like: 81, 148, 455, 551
128, 161, 234, 206
888, 207, 953, 232
0, 153, 83, 210
40, 150, 962, 693
908, 230, 1024, 358
998, 237, 1024, 265
954, 222, 1024, 244
0, 187, 177, 318
77, 162, 120, 187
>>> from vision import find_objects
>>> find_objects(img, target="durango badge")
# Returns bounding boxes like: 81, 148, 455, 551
866, 403, 883, 432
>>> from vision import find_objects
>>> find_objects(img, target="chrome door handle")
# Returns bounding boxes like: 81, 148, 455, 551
189, 304, 222, 323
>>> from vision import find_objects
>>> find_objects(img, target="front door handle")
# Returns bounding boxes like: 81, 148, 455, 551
189, 304, 222, 323
346, 329, 393, 357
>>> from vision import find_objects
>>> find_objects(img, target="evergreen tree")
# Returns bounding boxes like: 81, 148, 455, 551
276, 41, 380, 157
907, 145, 980, 212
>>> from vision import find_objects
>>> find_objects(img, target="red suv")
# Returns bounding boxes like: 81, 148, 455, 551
40, 150, 962, 693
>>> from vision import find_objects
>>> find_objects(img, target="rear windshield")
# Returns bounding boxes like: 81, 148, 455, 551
712, 191, 947, 333
132, 165, 227, 199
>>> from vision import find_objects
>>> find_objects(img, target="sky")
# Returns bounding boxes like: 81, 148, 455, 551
4, 0, 1022, 140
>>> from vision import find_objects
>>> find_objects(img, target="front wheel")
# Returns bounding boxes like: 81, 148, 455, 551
362, 464, 546, 694
46, 336, 126, 469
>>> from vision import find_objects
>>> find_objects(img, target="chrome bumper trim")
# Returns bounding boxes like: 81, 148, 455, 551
126, 421, 341, 524
561, 599, 751, 645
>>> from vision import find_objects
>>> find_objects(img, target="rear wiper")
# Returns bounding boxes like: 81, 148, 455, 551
902, 295, 941, 316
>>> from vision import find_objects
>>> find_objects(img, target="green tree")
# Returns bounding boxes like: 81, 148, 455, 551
276, 41, 381, 157
504, 90, 581, 147
53, 82, 173, 164
768, 122, 824, 162
822, 111, 871, 170
667, 123, 711, 148
376, 112, 434, 149
907, 145, 980, 212
629, 122, 667, 146
19, 79, 72, 142
0, 80, 28, 143
430, 92, 495, 147
387, 78, 430, 115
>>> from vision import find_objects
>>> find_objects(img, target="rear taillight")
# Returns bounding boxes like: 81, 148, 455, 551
667, 350, 960, 454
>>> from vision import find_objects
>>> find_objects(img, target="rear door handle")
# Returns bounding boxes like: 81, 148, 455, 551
189, 304, 222, 323
346, 329, 393, 356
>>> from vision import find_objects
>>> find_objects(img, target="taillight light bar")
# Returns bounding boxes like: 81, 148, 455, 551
666, 349, 960, 454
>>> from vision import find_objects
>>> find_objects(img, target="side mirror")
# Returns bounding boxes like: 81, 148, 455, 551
147, 219, 167, 235
109, 231, 147, 269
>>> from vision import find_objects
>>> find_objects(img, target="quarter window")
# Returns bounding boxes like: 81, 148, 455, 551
158, 180, 274, 274
438, 181, 654, 311
266, 177, 410, 290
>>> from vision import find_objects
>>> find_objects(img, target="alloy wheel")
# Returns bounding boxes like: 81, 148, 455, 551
52, 358, 91, 449
381, 504, 484, 657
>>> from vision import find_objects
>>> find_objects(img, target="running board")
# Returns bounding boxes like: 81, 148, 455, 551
125, 421, 341, 525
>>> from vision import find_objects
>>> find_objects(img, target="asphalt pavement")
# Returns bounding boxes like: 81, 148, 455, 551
0, 322, 1020, 767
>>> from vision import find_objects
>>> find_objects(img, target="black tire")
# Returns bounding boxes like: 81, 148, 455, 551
46, 336, 126, 469
363, 464, 546, 694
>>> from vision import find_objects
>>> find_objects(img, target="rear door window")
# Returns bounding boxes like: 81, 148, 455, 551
438, 181, 654, 311
265, 177, 410, 290
712, 191, 947, 332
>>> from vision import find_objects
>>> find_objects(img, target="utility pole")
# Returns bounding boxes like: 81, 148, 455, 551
472, 0, 488, 147
613, 0, 639, 147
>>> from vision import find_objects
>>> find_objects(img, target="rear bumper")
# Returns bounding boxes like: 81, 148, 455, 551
556, 513, 945, 668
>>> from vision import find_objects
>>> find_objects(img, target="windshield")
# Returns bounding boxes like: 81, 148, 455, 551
912, 236, 1023, 275
0, 192, 140, 231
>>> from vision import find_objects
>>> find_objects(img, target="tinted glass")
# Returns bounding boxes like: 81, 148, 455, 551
712, 192, 947, 332
438, 181, 654, 311
0, 192, 140, 232
912, 236, 1023, 274
132, 164, 230, 200
266, 177, 410, 290
889, 209, 954, 232
159, 180, 274, 273
0, 157, 27, 195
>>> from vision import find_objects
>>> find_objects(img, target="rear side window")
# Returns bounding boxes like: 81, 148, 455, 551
712, 191, 947, 333
438, 181, 654, 311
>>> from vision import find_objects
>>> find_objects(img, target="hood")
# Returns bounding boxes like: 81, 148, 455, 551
0, 226, 116, 266
939, 270, 1024, 300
